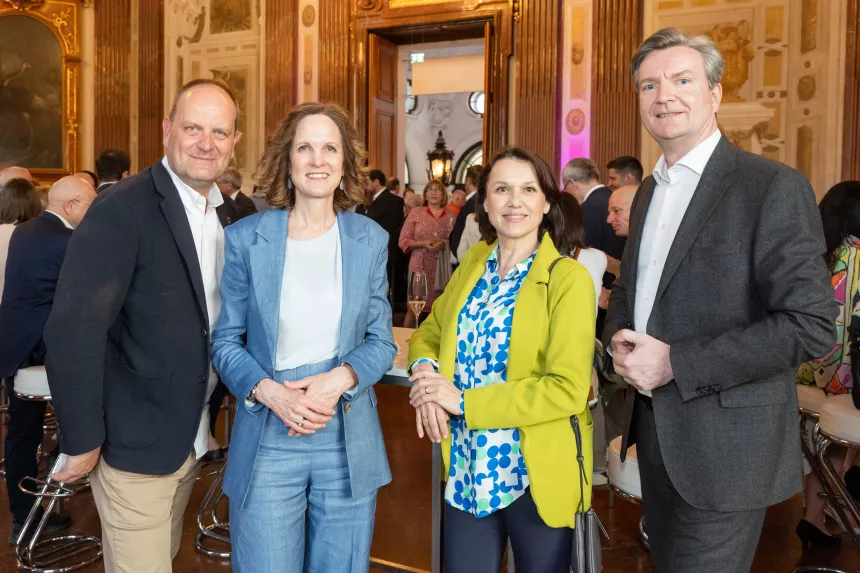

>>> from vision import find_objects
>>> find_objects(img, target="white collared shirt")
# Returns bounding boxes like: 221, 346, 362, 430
582, 184, 603, 205
44, 210, 74, 230
161, 157, 224, 458
230, 189, 240, 201
372, 187, 387, 203
634, 129, 721, 396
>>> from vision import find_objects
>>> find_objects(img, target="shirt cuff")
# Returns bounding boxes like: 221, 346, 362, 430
409, 358, 439, 374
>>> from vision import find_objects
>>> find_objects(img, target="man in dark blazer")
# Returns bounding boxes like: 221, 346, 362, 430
44, 79, 242, 571
0, 176, 94, 539
603, 29, 836, 572
562, 157, 626, 261
448, 164, 482, 262
94, 149, 131, 193
217, 165, 257, 219
357, 169, 404, 301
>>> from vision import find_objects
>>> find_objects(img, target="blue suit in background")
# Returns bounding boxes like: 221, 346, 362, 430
0, 211, 72, 524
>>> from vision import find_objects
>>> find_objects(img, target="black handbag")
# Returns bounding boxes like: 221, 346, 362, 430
570, 415, 607, 573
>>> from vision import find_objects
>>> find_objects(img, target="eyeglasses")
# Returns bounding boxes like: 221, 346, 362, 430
71, 199, 92, 208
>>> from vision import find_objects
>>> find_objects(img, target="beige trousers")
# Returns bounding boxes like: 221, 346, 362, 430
89, 454, 200, 573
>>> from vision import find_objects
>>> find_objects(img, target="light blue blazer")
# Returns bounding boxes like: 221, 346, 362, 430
212, 209, 396, 506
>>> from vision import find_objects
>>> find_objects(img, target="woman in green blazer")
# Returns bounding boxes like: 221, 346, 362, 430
407, 147, 596, 573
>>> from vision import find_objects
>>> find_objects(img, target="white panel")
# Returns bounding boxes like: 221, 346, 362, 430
412, 55, 485, 95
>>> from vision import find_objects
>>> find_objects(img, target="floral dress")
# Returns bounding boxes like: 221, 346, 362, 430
797, 236, 860, 395
398, 207, 453, 311
446, 248, 536, 516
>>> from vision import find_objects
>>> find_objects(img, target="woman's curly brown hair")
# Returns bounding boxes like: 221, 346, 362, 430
258, 102, 367, 211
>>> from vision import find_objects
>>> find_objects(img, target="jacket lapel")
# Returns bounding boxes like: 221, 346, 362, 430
151, 161, 208, 324
249, 209, 288, 369
653, 137, 738, 304
337, 212, 371, 358
625, 177, 656, 320
508, 233, 559, 380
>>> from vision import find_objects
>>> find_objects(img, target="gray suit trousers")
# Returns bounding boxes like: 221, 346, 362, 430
633, 394, 767, 573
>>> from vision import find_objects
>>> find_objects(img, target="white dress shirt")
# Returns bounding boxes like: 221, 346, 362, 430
634, 129, 721, 396
276, 220, 343, 370
161, 157, 224, 458
45, 210, 74, 230
581, 184, 603, 205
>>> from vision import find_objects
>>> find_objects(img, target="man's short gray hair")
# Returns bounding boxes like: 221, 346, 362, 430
219, 166, 243, 189
561, 158, 600, 185
631, 28, 724, 90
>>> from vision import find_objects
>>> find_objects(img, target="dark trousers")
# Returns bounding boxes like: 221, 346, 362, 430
633, 393, 766, 573
3, 378, 47, 523
443, 488, 571, 573
208, 381, 229, 438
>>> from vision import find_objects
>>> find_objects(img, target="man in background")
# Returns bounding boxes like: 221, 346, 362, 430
357, 169, 404, 303
0, 176, 94, 542
0, 167, 32, 187
94, 149, 131, 193
606, 155, 643, 191
449, 165, 481, 263
218, 166, 257, 218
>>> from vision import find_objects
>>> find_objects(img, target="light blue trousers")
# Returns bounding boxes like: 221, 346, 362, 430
229, 359, 377, 573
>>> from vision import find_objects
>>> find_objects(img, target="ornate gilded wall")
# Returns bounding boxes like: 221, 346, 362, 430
643, 0, 848, 198
560, 0, 592, 171
165, 0, 265, 191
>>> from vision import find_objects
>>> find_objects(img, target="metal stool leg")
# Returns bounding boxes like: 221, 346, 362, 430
15, 456, 102, 573
815, 432, 860, 552
195, 462, 231, 558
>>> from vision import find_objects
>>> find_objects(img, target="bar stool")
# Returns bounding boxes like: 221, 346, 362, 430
195, 461, 230, 558
815, 393, 860, 552
606, 435, 648, 549
13, 366, 102, 572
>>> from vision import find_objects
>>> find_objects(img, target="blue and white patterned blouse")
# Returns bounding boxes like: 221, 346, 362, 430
446, 247, 536, 517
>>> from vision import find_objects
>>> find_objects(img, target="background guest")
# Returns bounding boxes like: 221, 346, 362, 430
398, 178, 453, 327
218, 166, 258, 218
74, 170, 99, 190
0, 178, 42, 301
358, 169, 405, 304
796, 180, 860, 547
94, 149, 131, 193
0, 167, 33, 187
213, 102, 395, 573
606, 155, 644, 191
449, 165, 482, 262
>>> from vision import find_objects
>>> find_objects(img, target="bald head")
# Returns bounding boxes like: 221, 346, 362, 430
47, 176, 96, 229
607, 185, 637, 237
0, 166, 33, 187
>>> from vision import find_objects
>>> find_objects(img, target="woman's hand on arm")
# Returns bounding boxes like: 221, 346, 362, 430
256, 378, 335, 436
409, 370, 462, 415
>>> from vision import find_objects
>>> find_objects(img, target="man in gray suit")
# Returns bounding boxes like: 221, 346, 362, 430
603, 28, 836, 572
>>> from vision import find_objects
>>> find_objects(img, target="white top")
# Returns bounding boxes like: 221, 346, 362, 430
276, 220, 343, 370
162, 157, 224, 458
0, 223, 17, 302
634, 129, 721, 396
372, 188, 387, 203
456, 212, 482, 263
573, 247, 608, 314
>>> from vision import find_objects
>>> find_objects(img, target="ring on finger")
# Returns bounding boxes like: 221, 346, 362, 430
298, 418, 306, 428
424, 386, 433, 394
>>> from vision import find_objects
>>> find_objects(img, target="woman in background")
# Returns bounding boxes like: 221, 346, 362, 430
398, 178, 453, 327
0, 178, 42, 300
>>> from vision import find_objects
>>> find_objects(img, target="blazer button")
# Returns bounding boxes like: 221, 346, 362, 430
198, 375, 206, 383
202, 328, 208, 337
344, 403, 352, 413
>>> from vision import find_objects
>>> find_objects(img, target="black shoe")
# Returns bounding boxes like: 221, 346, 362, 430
845, 466, 860, 501
201, 447, 227, 463
9, 511, 73, 545
796, 518, 841, 550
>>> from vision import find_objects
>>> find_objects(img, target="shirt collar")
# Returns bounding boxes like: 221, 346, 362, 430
161, 156, 224, 210
373, 187, 387, 202
653, 129, 722, 186
465, 189, 477, 201
45, 210, 74, 230
486, 246, 536, 280
582, 184, 603, 204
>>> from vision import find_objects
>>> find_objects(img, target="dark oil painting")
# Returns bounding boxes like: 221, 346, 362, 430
0, 15, 63, 170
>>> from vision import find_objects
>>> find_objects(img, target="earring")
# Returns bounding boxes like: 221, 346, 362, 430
339, 178, 344, 191
287, 178, 293, 190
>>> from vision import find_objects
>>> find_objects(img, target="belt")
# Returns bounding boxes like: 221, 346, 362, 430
635, 391, 653, 410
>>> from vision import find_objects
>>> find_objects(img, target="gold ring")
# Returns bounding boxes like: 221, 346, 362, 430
425, 387, 432, 394
298, 419, 306, 427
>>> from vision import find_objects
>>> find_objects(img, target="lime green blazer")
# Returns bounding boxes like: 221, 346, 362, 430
408, 232, 596, 528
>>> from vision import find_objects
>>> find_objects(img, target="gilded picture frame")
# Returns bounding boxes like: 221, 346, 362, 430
0, 0, 84, 182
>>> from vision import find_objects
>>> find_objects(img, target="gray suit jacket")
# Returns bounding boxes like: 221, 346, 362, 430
603, 136, 836, 512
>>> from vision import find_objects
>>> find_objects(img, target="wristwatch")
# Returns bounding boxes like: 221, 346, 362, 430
246, 380, 262, 406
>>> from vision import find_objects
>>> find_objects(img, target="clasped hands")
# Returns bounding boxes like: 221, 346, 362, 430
610, 329, 674, 392
257, 366, 356, 437
408, 362, 461, 444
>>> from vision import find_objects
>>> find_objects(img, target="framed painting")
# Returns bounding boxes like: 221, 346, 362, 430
0, 0, 85, 182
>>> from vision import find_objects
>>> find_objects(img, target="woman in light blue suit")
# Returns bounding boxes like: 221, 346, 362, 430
212, 102, 396, 573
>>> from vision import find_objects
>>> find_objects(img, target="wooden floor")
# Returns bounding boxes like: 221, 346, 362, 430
0, 384, 858, 572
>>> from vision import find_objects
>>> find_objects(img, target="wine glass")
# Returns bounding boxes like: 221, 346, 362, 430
407, 271, 428, 326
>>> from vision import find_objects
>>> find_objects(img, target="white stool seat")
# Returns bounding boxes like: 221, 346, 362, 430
819, 394, 860, 444
797, 384, 827, 415
607, 436, 641, 499
14, 366, 51, 399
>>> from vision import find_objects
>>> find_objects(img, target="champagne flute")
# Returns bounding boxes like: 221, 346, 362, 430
407, 271, 428, 326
